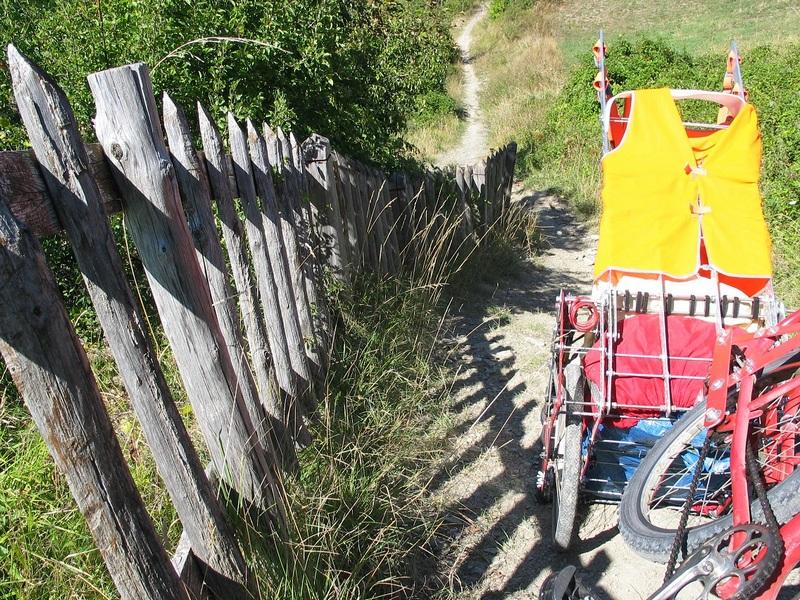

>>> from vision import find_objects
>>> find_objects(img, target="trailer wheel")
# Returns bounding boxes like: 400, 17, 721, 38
553, 421, 582, 551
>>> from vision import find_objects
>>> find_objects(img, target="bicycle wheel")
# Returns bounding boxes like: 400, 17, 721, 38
620, 399, 800, 562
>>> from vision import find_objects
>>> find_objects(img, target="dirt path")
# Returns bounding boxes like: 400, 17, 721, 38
429, 7, 668, 595
436, 5, 489, 167
433, 195, 668, 599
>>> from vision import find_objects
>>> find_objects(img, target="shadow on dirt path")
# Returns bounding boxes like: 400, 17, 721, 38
432, 192, 667, 599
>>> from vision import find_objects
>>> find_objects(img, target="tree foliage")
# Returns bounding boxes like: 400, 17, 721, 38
0, 0, 457, 166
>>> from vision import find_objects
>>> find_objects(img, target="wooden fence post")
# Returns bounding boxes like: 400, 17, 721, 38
302, 134, 351, 283
469, 162, 481, 232
8, 46, 252, 597
88, 63, 283, 522
263, 123, 322, 383
287, 130, 331, 353
363, 168, 390, 275
389, 172, 412, 266
504, 142, 518, 212
376, 170, 401, 274
353, 162, 381, 273
484, 152, 494, 227
0, 192, 189, 600
282, 131, 329, 377
228, 115, 310, 445
198, 105, 299, 469
400, 173, 419, 265
455, 166, 475, 243
332, 152, 362, 269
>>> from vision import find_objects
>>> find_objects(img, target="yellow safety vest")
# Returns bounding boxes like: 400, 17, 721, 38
594, 88, 772, 295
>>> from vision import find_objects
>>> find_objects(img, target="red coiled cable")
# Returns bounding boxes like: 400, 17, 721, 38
569, 298, 599, 332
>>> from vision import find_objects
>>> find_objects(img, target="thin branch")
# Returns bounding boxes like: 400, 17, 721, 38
152, 36, 289, 73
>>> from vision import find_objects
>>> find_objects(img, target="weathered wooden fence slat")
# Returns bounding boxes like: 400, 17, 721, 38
88, 64, 282, 523
248, 121, 317, 412
377, 170, 401, 274
8, 46, 252, 598
332, 152, 362, 271
302, 134, 352, 283
352, 163, 380, 273
0, 191, 189, 600
163, 95, 284, 486
287, 132, 331, 356
262, 123, 322, 384
228, 114, 311, 446
198, 105, 299, 470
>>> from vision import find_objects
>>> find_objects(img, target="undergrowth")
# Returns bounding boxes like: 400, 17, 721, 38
0, 268, 454, 599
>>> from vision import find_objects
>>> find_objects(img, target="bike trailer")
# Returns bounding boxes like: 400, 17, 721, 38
536, 35, 784, 551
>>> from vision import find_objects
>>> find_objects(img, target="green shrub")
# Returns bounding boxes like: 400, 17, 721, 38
413, 90, 460, 125
488, 0, 510, 19
487, 0, 534, 19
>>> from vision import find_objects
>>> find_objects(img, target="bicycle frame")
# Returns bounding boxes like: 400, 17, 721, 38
702, 310, 800, 598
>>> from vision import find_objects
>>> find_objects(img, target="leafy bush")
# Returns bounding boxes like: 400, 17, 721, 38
488, 0, 510, 19
0, 0, 457, 167
487, 0, 534, 19
413, 90, 461, 125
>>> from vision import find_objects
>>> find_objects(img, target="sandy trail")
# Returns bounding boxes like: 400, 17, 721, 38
436, 5, 489, 168
433, 194, 668, 599
430, 6, 667, 598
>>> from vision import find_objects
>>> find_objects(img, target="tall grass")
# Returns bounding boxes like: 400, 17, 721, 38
242, 273, 453, 599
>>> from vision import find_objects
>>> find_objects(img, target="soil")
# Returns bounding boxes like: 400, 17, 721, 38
436, 5, 489, 168
431, 6, 667, 598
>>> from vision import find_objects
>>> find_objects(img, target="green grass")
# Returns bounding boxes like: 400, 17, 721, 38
0, 396, 116, 599
556, 0, 800, 60
406, 64, 468, 161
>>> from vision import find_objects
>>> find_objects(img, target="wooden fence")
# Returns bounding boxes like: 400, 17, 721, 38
0, 46, 517, 600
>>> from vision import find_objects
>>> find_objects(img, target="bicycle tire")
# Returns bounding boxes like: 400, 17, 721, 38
619, 400, 800, 562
